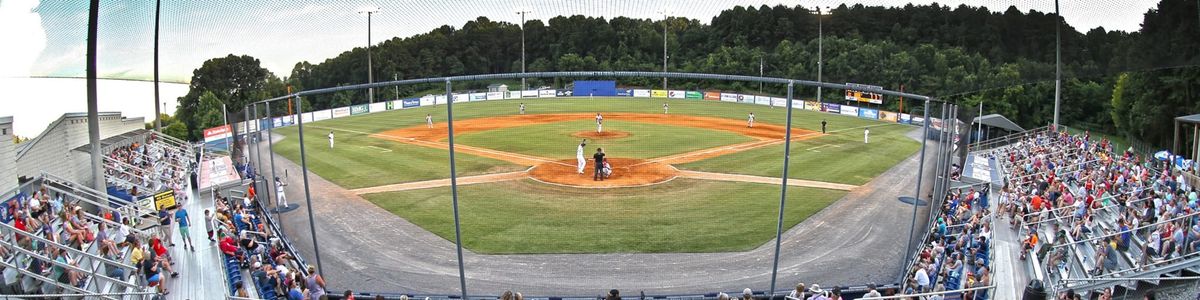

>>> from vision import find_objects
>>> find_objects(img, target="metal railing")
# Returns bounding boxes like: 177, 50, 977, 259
859, 285, 996, 300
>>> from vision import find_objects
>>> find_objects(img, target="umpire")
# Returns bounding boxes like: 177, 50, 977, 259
593, 148, 606, 181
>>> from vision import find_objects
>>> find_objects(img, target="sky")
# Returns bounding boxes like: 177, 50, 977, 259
0, 0, 1160, 137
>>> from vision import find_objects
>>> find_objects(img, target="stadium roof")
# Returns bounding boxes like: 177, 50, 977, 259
972, 114, 1024, 132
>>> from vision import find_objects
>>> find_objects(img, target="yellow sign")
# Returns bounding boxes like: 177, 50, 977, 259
154, 190, 177, 211
650, 90, 668, 98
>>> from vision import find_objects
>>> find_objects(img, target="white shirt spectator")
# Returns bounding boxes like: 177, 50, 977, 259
915, 267, 930, 291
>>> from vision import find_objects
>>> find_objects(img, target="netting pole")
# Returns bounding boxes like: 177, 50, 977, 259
769, 81, 795, 298
446, 79, 469, 300
252, 104, 263, 204
295, 96, 326, 278
902, 99, 932, 280
266, 101, 279, 212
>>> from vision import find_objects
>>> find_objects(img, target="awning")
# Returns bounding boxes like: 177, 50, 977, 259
972, 114, 1024, 132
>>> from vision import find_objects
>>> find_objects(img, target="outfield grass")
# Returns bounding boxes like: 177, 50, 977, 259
362, 178, 846, 254
678, 123, 921, 185
272, 98, 911, 188
454, 119, 755, 159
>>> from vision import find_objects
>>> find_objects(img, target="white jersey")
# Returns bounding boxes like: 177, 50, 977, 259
748, 114, 755, 121
576, 145, 585, 158
595, 115, 603, 124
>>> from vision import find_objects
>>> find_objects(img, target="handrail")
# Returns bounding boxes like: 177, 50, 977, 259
1049, 210, 1199, 249
0, 259, 121, 300
0, 238, 140, 290
41, 171, 159, 217
40, 183, 156, 237
859, 285, 995, 300
0, 221, 138, 271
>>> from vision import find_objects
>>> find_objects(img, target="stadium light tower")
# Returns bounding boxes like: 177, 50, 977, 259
659, 10, 669, 90
359, 5, 381, 104
1052, 0, 1061, 128
517, 10, 531, 91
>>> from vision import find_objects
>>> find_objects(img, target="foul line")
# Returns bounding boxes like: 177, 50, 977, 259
309, 124, 570, 167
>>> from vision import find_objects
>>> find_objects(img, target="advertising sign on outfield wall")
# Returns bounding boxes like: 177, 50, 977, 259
538, 89, 556, 98
633, 89, 651, 97
470, 93, 486, 101
301, 112, 314, 123
385, 101, 395, 111
402, 98, 421, 108
791, 100, 804, 109
879, 111, 899, 122
720, 93, 738, 102
555, 90, 574, 97
420, 96, 435, 106
616, 89, 632, 96
754, 96, 771, 106
332, 107, 351, 118
521, 90, 539, 98
350, 104, 369, 115
369, 102, 386, 113
804, 101, 820, 111
453, 94, 468, 102
685, 91, 702, 99
822, 103, 841, 113
900, 113, 912, 124
434, 95, 447, 104
651, 90, 668, 98
859, 108, 879, 120
486, 92, 504, 100
841, 105, 859, 117
507, 91, 521, 99
667, 90, 686, 99
704, 91, 721, 100
313, 109, 332, 121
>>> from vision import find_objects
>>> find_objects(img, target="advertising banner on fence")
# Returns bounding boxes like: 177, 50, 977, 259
369, 102, 386, 112
772, 97, 788, 107
791, 100, 804, 109
720, 93, 738, 102
822, 103, 841, 113
704, 91, 721, 100
314, 109, 332, 121
633, 89, 651, 97
667, 90, 685, 99
900, 113, 912, 124
332, 107, 351, 118
351, 104, 370, 115
859, 108, 879, 120
420, 96, 435, 106
616, 89, 632, 97
841, 105, 859, 117
754, 96, 771, 105
402, 98, 420, 108
203, 125, 232, 143
685, 91, 703, 99
805, 101, 822, 111
470, 93, 486, 101
538, 89, 556, 98
912, 116, 925, 125
879, 111, 899, 122
521, 90, 539, 98
301, 112, 314, 123
486, 92, 504, 100
555, 90, 574, 97
505, 91, 519, 99
386, 101, 395, 111
434, 95, 448, 104
453, 94, 468, 102
651, 90, 668, 98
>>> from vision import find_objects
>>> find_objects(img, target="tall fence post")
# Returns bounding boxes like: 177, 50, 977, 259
294, 96, 325, 277
266, 101, 279, 212
446, 79, 469, 300
768, 81, 795, 297
902, 99, 932, 280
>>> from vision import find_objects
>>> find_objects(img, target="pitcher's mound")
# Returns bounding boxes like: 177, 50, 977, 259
570, 130, 630, 139
529, 158, 677, 188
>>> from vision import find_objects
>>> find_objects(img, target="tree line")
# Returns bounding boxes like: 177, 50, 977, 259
172, 0, 1199, 148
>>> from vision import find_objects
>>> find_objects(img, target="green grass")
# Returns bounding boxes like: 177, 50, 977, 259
271, 125, 526, 189
678, 123, 921, 185
454, 119, 755, 159
362, 179, 846, 254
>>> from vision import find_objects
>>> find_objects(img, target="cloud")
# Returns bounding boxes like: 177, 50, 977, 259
0, 0, 47, 77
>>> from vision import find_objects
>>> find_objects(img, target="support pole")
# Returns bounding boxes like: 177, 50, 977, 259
367, 12, 374, 104
903, 99, 932, 279
295, 96, 325, 277
253, 104, 265, 204
267, 101, 280, 213
817, 7, 824, 104
1053, 0, 1062, 128
768, 81, 796, 297
153, 0, 161, 131
86, 0, 106, 201
446, 79, 469, 300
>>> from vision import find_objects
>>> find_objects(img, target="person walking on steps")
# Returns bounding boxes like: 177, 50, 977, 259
593, 148, 606, 181
175, 205, 195, 251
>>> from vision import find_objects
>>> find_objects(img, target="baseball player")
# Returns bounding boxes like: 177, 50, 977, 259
327, 131, 334, 149
520, 103, 526, 114
274, 177, 288, 208
593, 147, 606, 181
747, 112, 755, 128
595, 113, 604, 133
602, 158, 613, 178
821, 119, 827, 133
663, 103, 669, 114
576, 139, 588, 174
864, 128, 870, 144
426, 114, 433, 128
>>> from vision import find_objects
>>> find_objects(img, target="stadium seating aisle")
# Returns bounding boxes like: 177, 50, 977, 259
161, 181, 237, 299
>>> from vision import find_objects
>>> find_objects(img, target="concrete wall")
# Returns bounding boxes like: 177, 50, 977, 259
0, 116, 15, 194
15, 113, 144, 185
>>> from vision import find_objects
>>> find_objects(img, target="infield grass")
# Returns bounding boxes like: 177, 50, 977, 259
362, 178, 846, 254
454, 119, 754, 159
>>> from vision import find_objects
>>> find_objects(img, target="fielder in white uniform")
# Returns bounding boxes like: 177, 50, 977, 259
747, 112, 755, 128
595, 113, 604, 133
426, 114, 433, 128
663, 103, 669, 114
864, 128, 870, 144
520, 103, 526, 114
328, 131, 334, 149
576, 139, 588, 174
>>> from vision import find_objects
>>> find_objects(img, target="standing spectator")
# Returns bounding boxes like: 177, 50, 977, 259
306, 265, 326, 299
915, 263, 930, 292
158, 206, 174, 247
204, 209, 216, 242
176, 205, 195, 251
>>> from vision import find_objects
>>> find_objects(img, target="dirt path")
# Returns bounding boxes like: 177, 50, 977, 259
375, 113, 809, 141
350, 171, 531, 194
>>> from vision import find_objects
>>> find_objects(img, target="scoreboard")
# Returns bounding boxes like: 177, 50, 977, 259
845, 90, 883, 104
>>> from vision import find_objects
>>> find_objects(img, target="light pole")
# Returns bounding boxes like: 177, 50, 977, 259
662, 12, 669, 90
153, 0, 161, 131
1053, 0, 1061, 128
517, 10, 530, 91
359, 6, 381, 104
816, 6, 830, 103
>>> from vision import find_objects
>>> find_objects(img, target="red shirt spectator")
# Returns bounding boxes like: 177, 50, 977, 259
220, 236, 238, 255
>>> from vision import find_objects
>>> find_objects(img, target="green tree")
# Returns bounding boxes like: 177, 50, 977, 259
176, 54, 279, 140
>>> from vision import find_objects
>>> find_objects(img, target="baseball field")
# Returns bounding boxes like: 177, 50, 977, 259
271, 97, 920, 254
